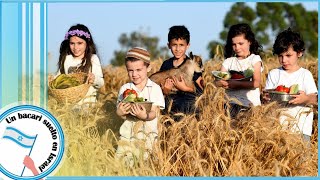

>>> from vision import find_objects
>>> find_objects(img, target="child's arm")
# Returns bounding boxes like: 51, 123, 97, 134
195, 76, 204, 90
116, 102, 132, 119
289, 92, 317, 105
214, 66, 229, 88
162, 78, 174, 95
130, 104, 158, 121
289, 70, 318, 105
89, 55, 105, 88
172, 75, 195, 92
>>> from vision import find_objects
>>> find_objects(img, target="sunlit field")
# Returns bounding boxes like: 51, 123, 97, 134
49, 50, 318, 176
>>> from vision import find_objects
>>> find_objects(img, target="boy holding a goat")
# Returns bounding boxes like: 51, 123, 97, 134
158, 25, 203, 119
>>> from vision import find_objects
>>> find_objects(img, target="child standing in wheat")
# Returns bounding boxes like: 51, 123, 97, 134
214, 23, 263, 118
115, 47, 165, 166
54, 24, 104, 104
159, 25, 203, 119
263, 28, 318, 141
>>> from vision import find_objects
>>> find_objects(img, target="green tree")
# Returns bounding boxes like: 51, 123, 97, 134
110, 31, 169, 66
207, 2, 318, 58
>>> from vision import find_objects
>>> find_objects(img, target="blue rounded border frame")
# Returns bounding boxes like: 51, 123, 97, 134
0, 105, 65, 180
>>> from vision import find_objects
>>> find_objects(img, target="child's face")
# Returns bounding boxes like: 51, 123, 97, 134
69, 36, 87, 59
232, 34, 251, 59
167, 38, 190, 60
126, 60, 149, 86
277, 46, 302, 71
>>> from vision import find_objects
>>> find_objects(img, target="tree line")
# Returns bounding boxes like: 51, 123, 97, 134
111, 2, 318, 66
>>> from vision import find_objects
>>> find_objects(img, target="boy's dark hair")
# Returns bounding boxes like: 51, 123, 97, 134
273, 28, 305, 55
224, 23, 262, 58
168, 25, 190, 44
58, 24, 97, 74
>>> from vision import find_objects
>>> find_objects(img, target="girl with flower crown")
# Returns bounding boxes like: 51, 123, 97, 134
54, 24, 104, 105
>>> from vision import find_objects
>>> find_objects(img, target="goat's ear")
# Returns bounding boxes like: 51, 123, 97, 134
189, 51, 194, 59
147, 64, 152, 72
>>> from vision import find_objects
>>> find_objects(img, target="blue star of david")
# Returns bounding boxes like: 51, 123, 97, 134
17, 136, 23, 141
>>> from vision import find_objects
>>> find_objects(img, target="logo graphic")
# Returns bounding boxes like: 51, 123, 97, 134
0, 105, 64, 180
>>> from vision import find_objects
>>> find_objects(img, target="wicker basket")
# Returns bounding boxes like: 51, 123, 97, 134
67, 72, 88, 84
48, 73, 90, 104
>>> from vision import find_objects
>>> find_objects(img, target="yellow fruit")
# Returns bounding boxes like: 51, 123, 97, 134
289, 84, 299, 94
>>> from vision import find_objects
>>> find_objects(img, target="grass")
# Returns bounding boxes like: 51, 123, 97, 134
48, 50, 318, 176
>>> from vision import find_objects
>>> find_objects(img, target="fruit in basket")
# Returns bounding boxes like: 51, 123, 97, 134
244, 68, 254, 77
231, 74, 245, 79
289, 84, 299, 94
275, 85, 290, 93
50, 74, 81, 89
229, 70, 245, 79
122, 89, 145, 103
123, 89, 138, 99
217, 72, 231, 80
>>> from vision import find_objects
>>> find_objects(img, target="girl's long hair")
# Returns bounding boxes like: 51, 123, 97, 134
224, 23, 262, 58
58, 24, 97, 74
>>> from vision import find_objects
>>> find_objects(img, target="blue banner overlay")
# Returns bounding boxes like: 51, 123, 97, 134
0, 2, 47, 108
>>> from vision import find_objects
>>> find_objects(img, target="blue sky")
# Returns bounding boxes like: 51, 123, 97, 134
48, 1, 318, 73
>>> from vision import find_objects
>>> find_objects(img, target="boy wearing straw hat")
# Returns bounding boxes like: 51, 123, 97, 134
116, 47, 165, 166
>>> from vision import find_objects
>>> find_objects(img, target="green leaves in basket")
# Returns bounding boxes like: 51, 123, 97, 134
244, 68, 254, 77
122, 95, 145, 103
50, 74, 80, 89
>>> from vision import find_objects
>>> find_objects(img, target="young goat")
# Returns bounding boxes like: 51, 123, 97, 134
149, 52, 203, 94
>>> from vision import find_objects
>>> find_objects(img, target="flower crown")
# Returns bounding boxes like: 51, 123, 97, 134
64, 29, 91, 40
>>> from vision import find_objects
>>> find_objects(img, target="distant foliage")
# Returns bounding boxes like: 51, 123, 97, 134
208, 2, 318, 58
110, 31, 169, 66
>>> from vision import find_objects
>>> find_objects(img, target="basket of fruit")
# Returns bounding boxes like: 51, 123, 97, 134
48, 73, 91, 104
228, 69, 253, 81
122, 89, 153, 112
265, 84, 299, 102
212, 68, 254, 81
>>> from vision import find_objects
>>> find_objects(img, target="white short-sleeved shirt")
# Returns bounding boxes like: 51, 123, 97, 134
265, 67, 318, 136
117, 79, 165, 147
222, 54, 263, 106
56, 54, 105, 104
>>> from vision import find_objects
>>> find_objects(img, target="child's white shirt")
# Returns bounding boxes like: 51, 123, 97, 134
117, 79, 165, 149
222, 54, 263, 106
265, 67, 318, 136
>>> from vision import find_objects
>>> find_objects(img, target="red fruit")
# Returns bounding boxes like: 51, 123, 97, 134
123, 89, 138, 99
275, 85, 284, 92
275, 85, 289, 93
283, 87, 290, 93
231, 74, 245, 79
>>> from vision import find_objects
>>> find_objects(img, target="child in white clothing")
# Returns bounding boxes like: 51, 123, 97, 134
215, 23, 263, 118
264, 28, 318, 141
55, 24, 104, 105
116, 47, 165, 166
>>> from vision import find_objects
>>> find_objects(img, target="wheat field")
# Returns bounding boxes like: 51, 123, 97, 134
48, 50, 318, 176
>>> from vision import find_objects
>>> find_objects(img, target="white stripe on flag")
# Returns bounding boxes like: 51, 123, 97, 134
2, 127, 36, 148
